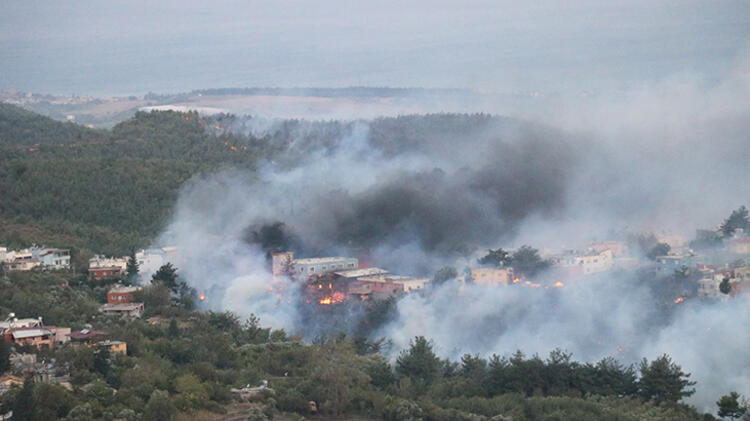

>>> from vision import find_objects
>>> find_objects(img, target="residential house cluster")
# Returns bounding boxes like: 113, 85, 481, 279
0, 246, 70, 272
272, 252, 430, 301
99, 284, 144, 318
0, 313, 70, 350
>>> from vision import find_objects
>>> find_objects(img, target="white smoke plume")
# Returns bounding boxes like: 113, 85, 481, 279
155, 51, 750, 410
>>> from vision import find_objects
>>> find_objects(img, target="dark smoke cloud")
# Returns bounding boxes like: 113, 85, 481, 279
157, 50, 750, 410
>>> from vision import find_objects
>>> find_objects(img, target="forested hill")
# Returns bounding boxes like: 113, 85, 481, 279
0, 103, 105, 146
0, 104, 526, 259
0, 106, 260, 257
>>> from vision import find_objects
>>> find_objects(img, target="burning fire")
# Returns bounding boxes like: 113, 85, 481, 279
319, 292, 345, 305
674, 297, 685, 304
512, 278, 521, 283
199, 293, 205, 301
553, 281, 565, 287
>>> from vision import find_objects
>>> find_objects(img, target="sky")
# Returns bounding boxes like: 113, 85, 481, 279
1, 0, 749, 95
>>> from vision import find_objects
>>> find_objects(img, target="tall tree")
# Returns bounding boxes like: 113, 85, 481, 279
0, 338, 10, 374
432, 266, 457, 286
152, 263, 178, 291
720, 277, 732, 295
13, 377, 36, 420
638, 354, 696, 404
510, 245, 550, 278
142, 390, 176, 421
396, 336, 442, 390
478, 248, 511, 268
717, 391, 748, 420
126, 249, 139, 279
720, 206, 750, 237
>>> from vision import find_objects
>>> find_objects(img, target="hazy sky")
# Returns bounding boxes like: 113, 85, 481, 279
1, 0, 749, 95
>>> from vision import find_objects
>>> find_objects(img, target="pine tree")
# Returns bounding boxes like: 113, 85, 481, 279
126, 249, 139, 279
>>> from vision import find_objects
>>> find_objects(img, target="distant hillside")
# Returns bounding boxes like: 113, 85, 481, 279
0, 102, 103, 146
0, 105, 530, 257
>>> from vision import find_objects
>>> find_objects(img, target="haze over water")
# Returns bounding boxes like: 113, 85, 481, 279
2, 0, 749, 96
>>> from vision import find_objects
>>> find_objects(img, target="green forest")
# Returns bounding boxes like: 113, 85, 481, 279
0, 269, 723, 421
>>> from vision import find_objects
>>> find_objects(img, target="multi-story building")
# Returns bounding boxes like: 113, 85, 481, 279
272, 252, 358, 279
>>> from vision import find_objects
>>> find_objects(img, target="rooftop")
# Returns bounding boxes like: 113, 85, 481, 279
11, 328, 52, 339
334, 267, 389, 278
294, 257, 355, 265
100, 303, 144, 311
109, 285, 142, 294
69, 329, 107, 340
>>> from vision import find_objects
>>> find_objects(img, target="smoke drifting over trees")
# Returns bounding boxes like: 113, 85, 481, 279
157, 52, 750, 410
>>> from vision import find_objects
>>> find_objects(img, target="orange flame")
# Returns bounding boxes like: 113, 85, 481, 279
199, 293, 205, 301
674, 297, 685, 304
319, 292, 345, 305
554, 281, 564, 287
512, 278, 521, 283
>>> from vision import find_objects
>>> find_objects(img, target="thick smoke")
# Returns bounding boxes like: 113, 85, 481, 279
157, 51, 750, 410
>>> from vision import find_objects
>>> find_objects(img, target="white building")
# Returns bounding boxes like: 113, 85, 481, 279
136, 247, 178, 278
550, 249, 614, 276
89, 255, 128, 272
34, 248, 71, 270
272, 252, 358, 279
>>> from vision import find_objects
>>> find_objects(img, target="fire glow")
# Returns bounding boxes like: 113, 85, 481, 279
319, 292, 345, 305
674, 297, 685, 304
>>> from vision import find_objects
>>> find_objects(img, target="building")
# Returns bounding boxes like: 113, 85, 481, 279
34, 248, 71, 270
585, 241, 627, 257
136, 248, 166, 277
655, 254, 693, 268
3, 325, 70, 349
333, 267, 388, 281
7, 328, 54, 349
99, 302, 144, 318
727, 237, 750, 255
550, 249, 614, 277
5, 250, 40, 272
390, 276, 430, 292
272, 252, 358, 279
69, 329, 108, 344
107, 285, 142, 304
0, 314, 42, 332
89, 266, 123, 279
466, 268, 513, 285
349, 276, 405, 298
97, 340, 127, 355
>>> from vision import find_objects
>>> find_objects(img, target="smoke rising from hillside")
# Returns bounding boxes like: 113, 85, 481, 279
157, 53, 750, 409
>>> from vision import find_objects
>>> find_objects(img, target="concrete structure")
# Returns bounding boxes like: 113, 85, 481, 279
467, 268, 513, 285
550, 249, 614, 277
349, 276, 405, 298
728, 237, 750, 255
7, 328, 54, 349
333, 267, 388, 281
136, 248, 166, 277
0, 315, 42, 332
107, 285, 142, 304
89, 266, 123, 279
655, 254, 693, 268
272, 252, 358, 279
100, 302, 144, 318
698, 275, 723, 297
5, 250, 40, 272
69, 329, 108, 343
97, 340, 127, 355
34, 248, 70, 270
390, 276, 430, 292
89, 255, 128, 270
585, 241, 627, 258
